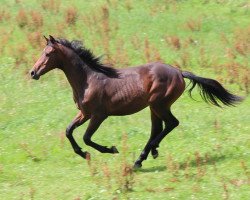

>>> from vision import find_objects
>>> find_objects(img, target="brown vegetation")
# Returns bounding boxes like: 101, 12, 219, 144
185, 18, 202, 32
65, 7, 78, 25
41, 0, 61, 13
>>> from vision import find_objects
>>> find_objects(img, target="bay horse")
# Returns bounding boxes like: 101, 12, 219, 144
30, 35, 242, 168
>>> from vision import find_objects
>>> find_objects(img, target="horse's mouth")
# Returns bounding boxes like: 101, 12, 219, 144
32, 75, 40, 80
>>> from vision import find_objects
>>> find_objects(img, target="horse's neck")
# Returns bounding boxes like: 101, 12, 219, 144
62, 59, 89, 101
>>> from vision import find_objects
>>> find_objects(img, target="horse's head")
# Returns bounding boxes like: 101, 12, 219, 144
30, 35, 61, 80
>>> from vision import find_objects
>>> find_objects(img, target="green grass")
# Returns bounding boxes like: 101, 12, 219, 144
0, 0, 250, 199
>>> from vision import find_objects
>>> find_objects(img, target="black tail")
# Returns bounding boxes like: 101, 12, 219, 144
182, 71, 243, 107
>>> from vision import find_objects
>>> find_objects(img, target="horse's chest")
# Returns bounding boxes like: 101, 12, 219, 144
73, 92, 90, 113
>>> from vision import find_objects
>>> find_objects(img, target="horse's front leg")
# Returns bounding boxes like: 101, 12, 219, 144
83, 115, 119, 154
66, 111, 90, 159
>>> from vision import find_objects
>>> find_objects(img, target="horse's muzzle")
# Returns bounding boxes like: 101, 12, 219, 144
30, 70, 40, 80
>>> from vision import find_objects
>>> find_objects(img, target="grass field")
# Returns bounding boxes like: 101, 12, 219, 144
0, 0, 250, 199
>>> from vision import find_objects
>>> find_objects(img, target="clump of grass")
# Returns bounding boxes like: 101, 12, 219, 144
27, 31, 44, 49
243, 74, 249, 94
101, 6, 111, 61
65, 7, 78, 25
86, 155, 98, 177
16, 9, 44, 30
144, 37, 151, 63
0, 29, 12, 54
119, 163, 134, 192
194, 151, 206, 179
152, 45, 163, 62
29, 187, 36, 200
214, 118, 221, 132
146, 186, 175, 193
233, 26, 250, 56
88, 133, 135, 198
30, 11, 43, 29
183, 156, 191, 179
14, 44, 28, 66
131, 35, 141, 50
166, 153, 180, 177
124, 0, 133, 11
225, 47, 236, 60
0, 9, 11, 22
117, 133, 135, 193
166, 35, 181, 50
41, 0, 61, 13
185, 18, 202, 32
59, 132, 65, 148
16, 9, 28, 28
180, 51, 190, 67
240, 161, 249, 180
198, 47, 215, 68
55, 22, 67, 36
19, 143, 41, 162
221, 179, 229, 200
113, 39, 130, 66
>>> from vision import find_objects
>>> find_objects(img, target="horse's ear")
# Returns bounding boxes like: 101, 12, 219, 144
49, 35, 56, 44
43, 35, 49, 44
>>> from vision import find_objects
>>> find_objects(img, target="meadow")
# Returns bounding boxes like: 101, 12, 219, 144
0, 0, 250, 199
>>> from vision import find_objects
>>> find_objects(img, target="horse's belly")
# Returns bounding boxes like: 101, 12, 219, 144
108, 97, 148, 116
107, 87, 148, 115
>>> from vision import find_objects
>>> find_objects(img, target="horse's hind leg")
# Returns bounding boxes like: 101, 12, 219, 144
134, 109, 163, 168
149, 108, 179, 151
134, 106, 179, 168
150, 110, 163, 159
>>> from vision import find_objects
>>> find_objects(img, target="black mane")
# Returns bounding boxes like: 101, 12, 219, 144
56, 38, 119, 78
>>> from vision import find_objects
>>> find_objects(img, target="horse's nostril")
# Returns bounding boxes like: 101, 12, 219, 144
30, 71, 35, 77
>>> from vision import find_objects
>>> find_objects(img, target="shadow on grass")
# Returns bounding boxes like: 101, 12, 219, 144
179, 153, 227, 170
135, 165, 166, 173
135, 153, 227, 173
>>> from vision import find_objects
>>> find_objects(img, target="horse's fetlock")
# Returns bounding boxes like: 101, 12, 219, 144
74, 148, 82, 154
140, 152, 148, 160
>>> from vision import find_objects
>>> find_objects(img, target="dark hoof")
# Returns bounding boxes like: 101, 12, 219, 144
151, 149, 159, 159
111, 146, 119, 154
84, 151, 91, 160
133, 162, 142, 169
152, 152, 158, 159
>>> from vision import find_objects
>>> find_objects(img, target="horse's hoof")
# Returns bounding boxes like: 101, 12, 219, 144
152, 151, 158, 159
85, 151, 91, 160
152, 153, 158, 159
133, 162, 142, 169
151, 149, 159, 159
111, 146, 119, 154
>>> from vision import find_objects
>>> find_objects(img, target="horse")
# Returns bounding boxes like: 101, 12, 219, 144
29, 35, 242, 168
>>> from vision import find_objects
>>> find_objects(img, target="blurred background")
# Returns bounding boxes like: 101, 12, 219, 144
0, 0, 249, 199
